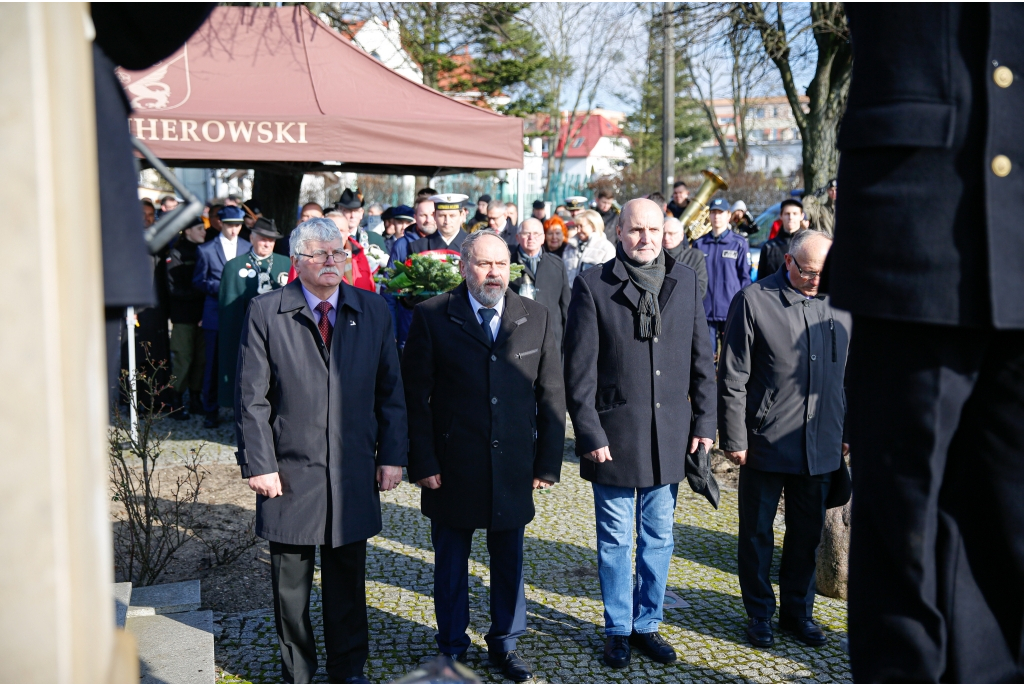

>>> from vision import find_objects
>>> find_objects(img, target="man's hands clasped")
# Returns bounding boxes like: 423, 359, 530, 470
250, 465, 405, 498
416, 473, 553, 490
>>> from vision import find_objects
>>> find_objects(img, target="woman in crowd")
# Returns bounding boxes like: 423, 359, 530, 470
544, 215, 568, 258
562, 209, 616, 283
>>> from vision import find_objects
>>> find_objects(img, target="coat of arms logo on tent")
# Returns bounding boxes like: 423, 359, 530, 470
117, 48, 191, 111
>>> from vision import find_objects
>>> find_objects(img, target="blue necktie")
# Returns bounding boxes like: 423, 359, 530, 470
479, 307, 497, 345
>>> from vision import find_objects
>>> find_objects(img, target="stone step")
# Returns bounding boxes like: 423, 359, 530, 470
126, 610, 215, 684
128, 579, 201, 617
113, 581, 132, 628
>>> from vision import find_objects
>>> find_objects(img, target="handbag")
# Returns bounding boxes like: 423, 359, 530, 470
825, 455, 852, 509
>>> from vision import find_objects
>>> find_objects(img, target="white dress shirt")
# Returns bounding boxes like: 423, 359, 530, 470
219, 234, 239, 262
301, 283, 340, 327
468, 290, 504, 339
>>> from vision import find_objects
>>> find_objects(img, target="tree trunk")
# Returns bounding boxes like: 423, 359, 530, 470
252, 167, 304, 237
802, 112, 842, 194
816, 497, 850, 599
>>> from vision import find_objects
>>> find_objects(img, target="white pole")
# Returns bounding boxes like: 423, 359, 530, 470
125, 306, 138, 443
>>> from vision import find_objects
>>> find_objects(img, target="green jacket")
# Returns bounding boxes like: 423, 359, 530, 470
218, 251, 290, 407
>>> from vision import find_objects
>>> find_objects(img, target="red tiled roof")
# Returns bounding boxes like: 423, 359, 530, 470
531, 113, 623, 158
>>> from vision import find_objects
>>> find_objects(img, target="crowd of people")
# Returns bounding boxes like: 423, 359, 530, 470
125, 177, 853, 683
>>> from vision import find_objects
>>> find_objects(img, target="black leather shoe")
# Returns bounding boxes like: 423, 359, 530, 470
779, 616, 827, 646
629, 630, 677, 664
746, 617, 774, 648
489, 650, 533, 682
603, 635, 631, 669
440, 651, 468, 664
203, 410, 220, 428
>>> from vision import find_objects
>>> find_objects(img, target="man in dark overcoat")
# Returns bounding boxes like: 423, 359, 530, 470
235, 217, 407, 684
719, 230, 851, 649
508, 218, 571, 351
564, 199, 717, 670
402, 230, 565, 683
829, 5, 1024, 682
193, 205, 250, 427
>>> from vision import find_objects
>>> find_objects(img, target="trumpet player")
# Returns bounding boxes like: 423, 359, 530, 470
693, 197, 751, 358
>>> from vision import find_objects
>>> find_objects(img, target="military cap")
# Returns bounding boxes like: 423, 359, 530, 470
218, 205, 246, 223
565, 196, 588, 211
392, 205, 414, 221
707, 197, 731, 212
250, 217, 282, 239
430, 193, 469, 211
337, 188, 363, 209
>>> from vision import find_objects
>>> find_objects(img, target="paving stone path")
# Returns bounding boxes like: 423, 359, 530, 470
208, 428, 850, 683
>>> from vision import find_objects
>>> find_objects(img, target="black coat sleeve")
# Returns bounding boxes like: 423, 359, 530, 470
373, 306, 409, 467
563, 275, 608, 454
234, 300, 276, 479
717, 291, 756, 452
401, 306, 440, 481
688, 268, 718, 439
534, 308, 567, 483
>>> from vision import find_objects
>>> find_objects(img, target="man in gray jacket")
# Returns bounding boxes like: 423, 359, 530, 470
718, 230, 851, 650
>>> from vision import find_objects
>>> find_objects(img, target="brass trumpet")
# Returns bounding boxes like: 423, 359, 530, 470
678, 169, 729, 241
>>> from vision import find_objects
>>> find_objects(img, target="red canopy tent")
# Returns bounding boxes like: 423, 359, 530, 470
118, 5, 523, 176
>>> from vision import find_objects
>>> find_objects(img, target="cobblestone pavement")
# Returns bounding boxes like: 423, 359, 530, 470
208, 428, 850, 684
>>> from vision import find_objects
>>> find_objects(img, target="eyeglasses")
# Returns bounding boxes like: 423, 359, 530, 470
295, 250, 348, 264
790, 256, 821, 279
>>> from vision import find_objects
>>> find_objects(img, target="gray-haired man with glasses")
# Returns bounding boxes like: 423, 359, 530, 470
235, 217, 408, 683
718, 229, 851, 650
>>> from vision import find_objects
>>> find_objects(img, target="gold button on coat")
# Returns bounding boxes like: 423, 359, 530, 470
994, 66, 1013, 88
992, 155, 1012, 177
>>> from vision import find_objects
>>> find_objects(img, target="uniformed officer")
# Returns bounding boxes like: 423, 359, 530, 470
830, 5, 1024, 682
565, 195, 588, 220
217, 217, 289, 409
409, 194, 470, 254
693, 197, 751, 358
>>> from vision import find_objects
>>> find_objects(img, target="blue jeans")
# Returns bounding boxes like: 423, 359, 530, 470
592, 482, 679, 635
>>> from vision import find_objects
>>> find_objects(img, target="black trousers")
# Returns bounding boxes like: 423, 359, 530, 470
847, 317, 1024, 682
430, 522, 527, 657
201, 327, 218, 413
737, 466, 830, 620
270, 540, 368, 684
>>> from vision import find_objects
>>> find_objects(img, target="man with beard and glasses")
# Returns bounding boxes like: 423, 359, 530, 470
662, 217, 708, 299
564, 198, 717, 670
235, 217, 407, 684
402, 230, 565, 682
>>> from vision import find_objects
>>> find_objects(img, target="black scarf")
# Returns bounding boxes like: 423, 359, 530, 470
616, 243, 665, 340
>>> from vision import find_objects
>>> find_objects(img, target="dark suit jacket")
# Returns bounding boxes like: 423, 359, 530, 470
831, 3, 1024, 329
193, 236, 251, 330
409, 229, 468, 255
510, 250, 571, 351
234, 280, 407, 547
402, 283, 565, 531
564, 255, 717, 488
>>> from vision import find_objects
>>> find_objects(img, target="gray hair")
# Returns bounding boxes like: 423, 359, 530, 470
787, 228, 831, 260
487, 199, 506, 214
289, 217, 342, 257
461, 229, 510, 263
518, 217, 544, 234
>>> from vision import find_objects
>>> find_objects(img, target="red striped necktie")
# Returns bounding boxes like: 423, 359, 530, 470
315, 301, 333, 348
